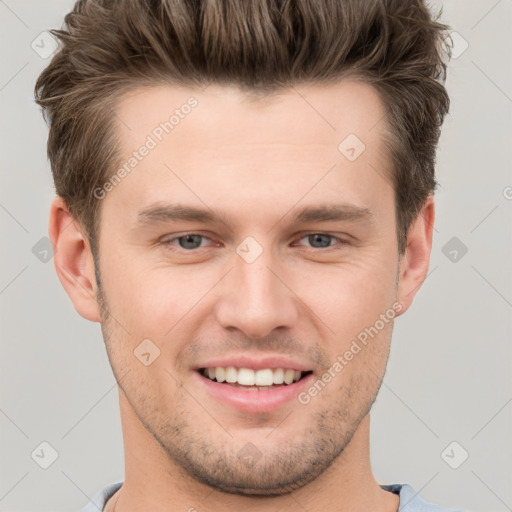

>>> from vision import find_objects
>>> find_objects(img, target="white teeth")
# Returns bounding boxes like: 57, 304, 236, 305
283, 369, 295, 385
215, 367, 226, 383
255, 369, 274, 386
225, 366, 237, 383
272, 368, 284, 384
237, 368, 255, 386
202, 366, 306, 386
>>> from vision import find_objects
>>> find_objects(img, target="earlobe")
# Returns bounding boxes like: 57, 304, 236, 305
395, 196, 435, 316
48, 196, 101, 322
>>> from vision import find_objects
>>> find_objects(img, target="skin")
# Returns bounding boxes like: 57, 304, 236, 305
49, 80, 434, 512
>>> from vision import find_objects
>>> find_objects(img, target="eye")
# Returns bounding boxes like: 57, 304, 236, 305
162, 234, 213, 250
160, 232, 348, 252
295, 233, 346, 249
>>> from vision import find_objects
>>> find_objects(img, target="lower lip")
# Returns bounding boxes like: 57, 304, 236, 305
193, 371, 315, 413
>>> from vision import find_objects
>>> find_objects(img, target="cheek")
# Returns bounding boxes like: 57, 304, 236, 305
290, 250, 398, 337
102, 257, 220, 343
97, 224, 182, 323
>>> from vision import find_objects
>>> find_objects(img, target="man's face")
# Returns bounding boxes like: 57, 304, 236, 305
96, 81, 401, 495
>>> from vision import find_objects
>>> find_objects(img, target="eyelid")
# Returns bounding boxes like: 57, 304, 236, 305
293, 233, 348, 248
160, 232, 350, 250
160, 232, 217, 247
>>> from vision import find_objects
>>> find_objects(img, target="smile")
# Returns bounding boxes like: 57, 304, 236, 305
195, 367, 315, 413
200, 366, 312, 389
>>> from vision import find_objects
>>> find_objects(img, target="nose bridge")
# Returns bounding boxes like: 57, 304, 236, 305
215, 240, 298, 338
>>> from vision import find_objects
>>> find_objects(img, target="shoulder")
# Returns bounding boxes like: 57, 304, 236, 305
381, 483, 466, 512
79, 481, 123, 512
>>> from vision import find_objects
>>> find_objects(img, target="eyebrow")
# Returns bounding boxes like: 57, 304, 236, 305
137, 203, 219, 225
291, 204, 373, 224
135, 202, 374, 227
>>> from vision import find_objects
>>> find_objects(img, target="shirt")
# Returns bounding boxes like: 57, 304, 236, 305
80, 481, 465, 511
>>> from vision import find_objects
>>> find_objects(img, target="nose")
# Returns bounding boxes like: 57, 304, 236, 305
214, 246, 299, 339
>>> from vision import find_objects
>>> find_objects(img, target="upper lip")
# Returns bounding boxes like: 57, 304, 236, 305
193, 355, 313, 372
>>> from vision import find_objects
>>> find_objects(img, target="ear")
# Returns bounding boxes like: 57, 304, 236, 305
395, 195, 435, 316
48, 196, 101, 322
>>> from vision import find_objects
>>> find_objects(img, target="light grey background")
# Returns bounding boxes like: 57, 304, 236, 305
1, 1, 511, 510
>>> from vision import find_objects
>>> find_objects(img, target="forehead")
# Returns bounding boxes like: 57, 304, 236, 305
105, 80, 393, 230
115, 80, 388, 152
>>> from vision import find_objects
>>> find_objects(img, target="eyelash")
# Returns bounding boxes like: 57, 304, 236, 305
160, 233, 348, 251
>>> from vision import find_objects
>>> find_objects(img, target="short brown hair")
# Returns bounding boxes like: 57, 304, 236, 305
35, 0, 451, 260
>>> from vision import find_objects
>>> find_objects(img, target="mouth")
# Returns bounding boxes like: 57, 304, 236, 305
198, 366, 314, 390
194, 366, 315, 413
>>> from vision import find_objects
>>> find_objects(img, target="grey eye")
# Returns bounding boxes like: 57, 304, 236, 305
177, 234, 204, 249
306, 234, 335, 248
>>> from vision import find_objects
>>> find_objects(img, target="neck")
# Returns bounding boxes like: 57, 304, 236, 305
107, 390, 398, 512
